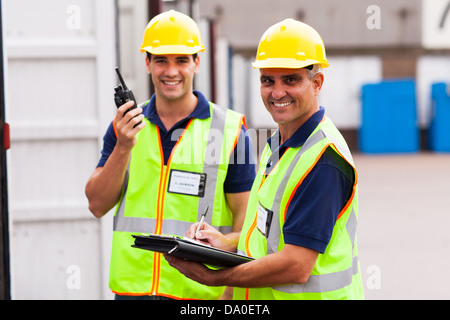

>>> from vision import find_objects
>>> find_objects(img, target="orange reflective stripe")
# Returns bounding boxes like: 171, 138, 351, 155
157, 292, 202, 300
332, 143, 358, 221
241, 115, 248, 129
229, 115, 244, 159
243, 175, 266, 258
112, 120, 118, 138
244, 214, 257, 258
336, 188, 355, 221
150, 252, 160, 295
112, 291, 153, 296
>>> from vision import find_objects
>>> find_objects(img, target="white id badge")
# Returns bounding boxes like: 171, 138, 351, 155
257, 202, 273, 238
167, 170, 206, 197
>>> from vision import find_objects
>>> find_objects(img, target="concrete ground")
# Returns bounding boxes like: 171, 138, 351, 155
354, 152, 450, 300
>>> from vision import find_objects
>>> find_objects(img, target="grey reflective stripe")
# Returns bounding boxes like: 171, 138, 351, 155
115, 216, 232, 235
346, 203, 357, 250
113, 163, 131, 232
113, 103, 232, 234
198, 103, 227, 225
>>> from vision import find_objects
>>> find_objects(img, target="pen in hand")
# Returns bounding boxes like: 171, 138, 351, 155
193, 206, 209, 240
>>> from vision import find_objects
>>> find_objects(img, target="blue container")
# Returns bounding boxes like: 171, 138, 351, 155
359, 79, 419, 154
428, 83, 450, 152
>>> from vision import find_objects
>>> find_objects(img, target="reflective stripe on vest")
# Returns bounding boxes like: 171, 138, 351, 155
113, 103, 234, 235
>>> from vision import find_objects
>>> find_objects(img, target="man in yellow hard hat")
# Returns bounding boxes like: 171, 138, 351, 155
85, 10, 256, 300
165, 18, 364, 300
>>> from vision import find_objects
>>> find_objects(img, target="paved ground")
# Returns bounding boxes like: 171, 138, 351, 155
354, 152, 450, 300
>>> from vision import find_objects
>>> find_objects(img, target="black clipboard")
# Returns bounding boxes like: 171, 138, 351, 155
132, 234, 254, 269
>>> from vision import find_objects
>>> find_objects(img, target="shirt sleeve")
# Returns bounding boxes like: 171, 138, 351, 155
96, 122, 117, 168
223, 125, 256, 193
282, 147, 355, 253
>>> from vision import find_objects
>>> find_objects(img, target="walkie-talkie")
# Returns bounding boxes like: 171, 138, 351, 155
114, 67, 142, 126
114, 67, 137, 110
114, 67, 136, 110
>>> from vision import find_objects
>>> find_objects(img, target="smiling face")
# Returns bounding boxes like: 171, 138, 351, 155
259, 67, 324, 141
146, 54, 200, 104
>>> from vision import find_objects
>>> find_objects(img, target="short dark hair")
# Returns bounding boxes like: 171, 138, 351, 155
146, 52, 198, 61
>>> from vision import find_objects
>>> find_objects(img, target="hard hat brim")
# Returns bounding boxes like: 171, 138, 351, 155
140, 45, 205, 55
252, 58, 329, 69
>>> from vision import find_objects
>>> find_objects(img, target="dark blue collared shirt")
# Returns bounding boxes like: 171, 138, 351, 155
267, 107, 355, 253
98, 91, 256, 193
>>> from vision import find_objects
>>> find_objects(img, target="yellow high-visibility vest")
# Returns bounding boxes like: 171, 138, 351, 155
110, 102, 245, 299
234, 116, 364, 300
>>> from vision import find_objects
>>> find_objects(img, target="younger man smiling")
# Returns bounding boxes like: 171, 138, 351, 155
85, 10, 255, 300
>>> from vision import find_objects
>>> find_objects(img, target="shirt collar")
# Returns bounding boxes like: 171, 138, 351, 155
268, 106, 325, 150
144, 90, 211, 126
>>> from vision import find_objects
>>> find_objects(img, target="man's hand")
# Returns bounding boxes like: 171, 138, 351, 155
163, 254, 216, 286
187, 222, 236, 252
114, 101, 146, 150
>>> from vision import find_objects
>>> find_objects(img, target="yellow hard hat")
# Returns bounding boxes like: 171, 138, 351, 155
253, 18, 329, 69
140, 10, 205, 55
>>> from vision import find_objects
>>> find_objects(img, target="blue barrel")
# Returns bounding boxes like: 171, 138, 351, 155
429, 83, 450, 152
359, 79, 419, 153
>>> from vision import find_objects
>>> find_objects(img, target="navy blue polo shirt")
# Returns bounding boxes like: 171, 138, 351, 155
97, 91, 256, 194
267, 107, 355, 254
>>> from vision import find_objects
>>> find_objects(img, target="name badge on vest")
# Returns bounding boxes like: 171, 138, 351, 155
257, 202, 273, 238
167, 169, 206, 197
